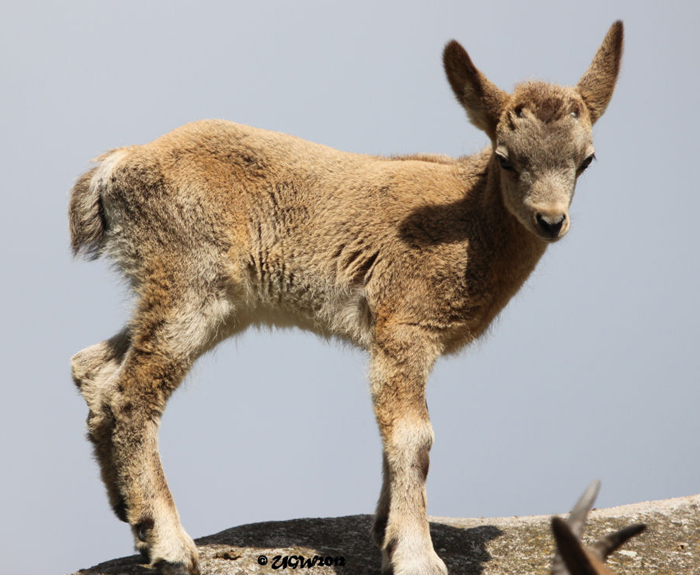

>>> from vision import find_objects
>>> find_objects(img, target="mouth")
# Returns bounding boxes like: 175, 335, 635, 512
540, 234, 564, 243
534, 227, 568, 242
541, 225, 565, 238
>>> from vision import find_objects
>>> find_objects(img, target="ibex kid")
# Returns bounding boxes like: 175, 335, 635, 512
70, 22, 624, 575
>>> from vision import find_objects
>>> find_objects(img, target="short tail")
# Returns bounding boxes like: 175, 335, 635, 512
69, 149, 126, 260
69, 165, 104, 259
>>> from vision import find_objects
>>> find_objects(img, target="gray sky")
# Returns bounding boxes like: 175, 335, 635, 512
1, 1, 698, 574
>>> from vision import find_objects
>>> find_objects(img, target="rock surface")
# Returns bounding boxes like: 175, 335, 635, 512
71, 495, 699, 574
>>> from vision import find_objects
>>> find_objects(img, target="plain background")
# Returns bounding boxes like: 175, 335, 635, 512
1, 2, 698, 574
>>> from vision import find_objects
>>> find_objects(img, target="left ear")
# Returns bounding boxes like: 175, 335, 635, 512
577, 21, 624, 124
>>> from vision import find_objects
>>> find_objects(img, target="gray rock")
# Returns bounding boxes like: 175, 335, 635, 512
70, 494, 700, 574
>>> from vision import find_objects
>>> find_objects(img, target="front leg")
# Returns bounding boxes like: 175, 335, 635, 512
370, 322, 447, 575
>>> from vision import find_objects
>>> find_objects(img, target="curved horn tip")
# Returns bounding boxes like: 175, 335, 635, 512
593, 523, 648, 560
565, 480, 601, 540
571, 480, 601, 517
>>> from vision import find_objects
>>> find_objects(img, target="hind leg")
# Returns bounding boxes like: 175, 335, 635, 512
72, 328, 132, 521
108, 342, 198, 574
73, 270, 233, 574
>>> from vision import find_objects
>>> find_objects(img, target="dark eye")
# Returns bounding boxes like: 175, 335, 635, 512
578, 153, 596, 174
497, 153, 517, 173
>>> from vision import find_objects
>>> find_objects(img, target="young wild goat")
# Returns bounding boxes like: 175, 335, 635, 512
550, 481, 646, 575
69, 22, 623, 575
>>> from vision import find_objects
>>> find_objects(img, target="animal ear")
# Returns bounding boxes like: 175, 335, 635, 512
443, 40, 508, 140
576, 21, 624, 124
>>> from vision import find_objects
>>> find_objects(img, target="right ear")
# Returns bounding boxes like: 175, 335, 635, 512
443, 40, 508, 141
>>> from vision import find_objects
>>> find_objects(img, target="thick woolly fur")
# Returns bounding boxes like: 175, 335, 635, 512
69, 22, 623, 575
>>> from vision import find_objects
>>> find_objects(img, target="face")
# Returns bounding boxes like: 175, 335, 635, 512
494, 83, 596, 242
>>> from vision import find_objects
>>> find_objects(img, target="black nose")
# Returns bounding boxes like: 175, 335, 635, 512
536, 213, 566, 238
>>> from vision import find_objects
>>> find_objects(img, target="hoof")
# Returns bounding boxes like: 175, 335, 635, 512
135, 522, 200, 575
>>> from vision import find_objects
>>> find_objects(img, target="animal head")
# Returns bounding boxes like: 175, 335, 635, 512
443, 22, 623, 242
550, 481, 646, 575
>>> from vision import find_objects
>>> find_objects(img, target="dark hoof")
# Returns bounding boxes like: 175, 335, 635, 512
138, 544, 150, 563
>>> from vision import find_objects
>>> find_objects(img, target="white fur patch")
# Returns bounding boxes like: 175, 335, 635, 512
92, 148, 130, 188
